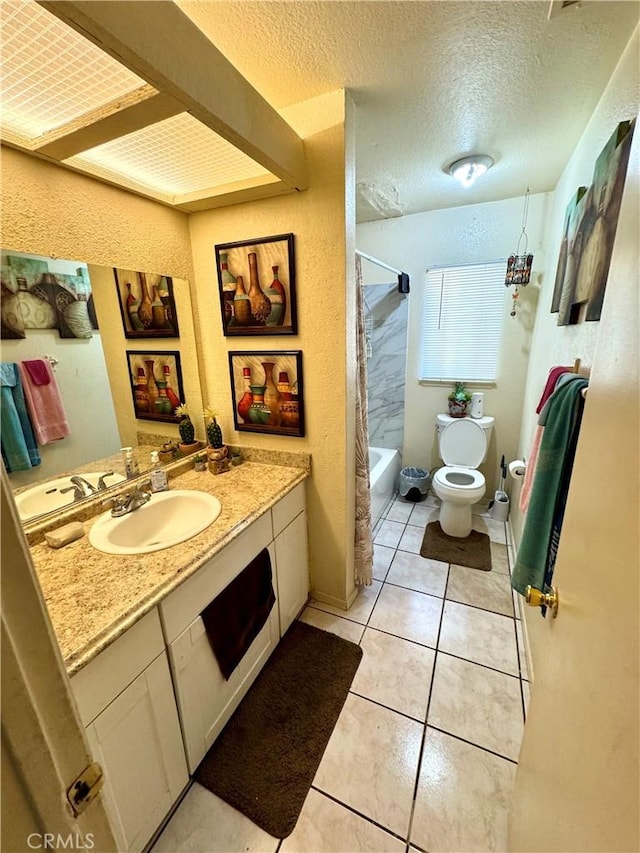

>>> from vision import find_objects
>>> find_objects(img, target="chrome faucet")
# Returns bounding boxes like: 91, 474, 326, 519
97, 471, 117, 490
69, 475, 98, 497
106, 482, 152, 517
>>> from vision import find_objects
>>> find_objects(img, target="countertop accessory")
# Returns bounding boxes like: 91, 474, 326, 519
45, 520, 85, 548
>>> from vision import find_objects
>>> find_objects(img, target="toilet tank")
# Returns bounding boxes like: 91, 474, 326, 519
435, 414, 495, 463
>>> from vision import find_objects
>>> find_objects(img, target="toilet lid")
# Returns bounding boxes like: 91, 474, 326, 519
440, 419, 487, 468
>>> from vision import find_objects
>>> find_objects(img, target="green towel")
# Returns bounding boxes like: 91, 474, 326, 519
512, 377, 588, 596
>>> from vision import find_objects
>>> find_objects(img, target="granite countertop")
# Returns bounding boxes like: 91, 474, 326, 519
29, 460, 308, 676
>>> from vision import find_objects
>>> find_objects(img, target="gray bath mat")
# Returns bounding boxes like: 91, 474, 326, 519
420, 521, 492, 570
194, 621, 362, 838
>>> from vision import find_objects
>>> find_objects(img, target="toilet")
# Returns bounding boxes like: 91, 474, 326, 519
432, 414, 495, 538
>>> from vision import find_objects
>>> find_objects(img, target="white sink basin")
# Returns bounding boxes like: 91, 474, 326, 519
14, 472, 127, 521
88, 490, 222, 555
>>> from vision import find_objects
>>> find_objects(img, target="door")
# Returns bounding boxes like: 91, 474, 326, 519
509, 128, 639, 850
1, 470, 118, 853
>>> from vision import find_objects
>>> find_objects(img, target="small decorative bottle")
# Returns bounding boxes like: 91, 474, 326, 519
151, 285, 169, 329
233, 276, 252, 326
162, 364, 181, 412
134, 367, 149, 413
137, 272, 153, 328
144, 359, 159, 411
154, 381, 173, 415
247, 253, 271, 324
277, 370, 292, 400
265, 264, 286, 326
248, 386, 271, 425
220, 252, 236, 326
237, 367, 253, 423
126, 282, 144, 330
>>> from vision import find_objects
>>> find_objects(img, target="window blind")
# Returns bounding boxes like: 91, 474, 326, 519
420, 260, 506, 382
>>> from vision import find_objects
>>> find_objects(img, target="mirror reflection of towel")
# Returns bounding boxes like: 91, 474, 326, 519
201, 548, 276, 680
18, 360, 70, 444
0, 363, 40, 471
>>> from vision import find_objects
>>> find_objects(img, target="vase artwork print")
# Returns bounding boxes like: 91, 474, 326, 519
114, 267, 180, 338
228, 350, 305, 437
126, 350, 184, 423
215, 234, 297, 336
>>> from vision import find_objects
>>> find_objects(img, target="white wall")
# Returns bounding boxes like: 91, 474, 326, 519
513, 25, 639, 669
357, 192, 550, 494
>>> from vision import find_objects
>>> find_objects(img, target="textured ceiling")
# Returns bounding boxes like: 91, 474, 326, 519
179, 0, 639, 220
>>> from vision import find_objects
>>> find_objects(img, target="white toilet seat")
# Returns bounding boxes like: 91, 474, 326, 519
434, 466, 485, 493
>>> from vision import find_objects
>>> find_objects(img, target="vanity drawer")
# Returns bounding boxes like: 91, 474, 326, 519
271, 482, 305, 537
71, 608, 164, 727
160, 511, 273, 644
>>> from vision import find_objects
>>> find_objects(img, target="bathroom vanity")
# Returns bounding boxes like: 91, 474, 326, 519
26, 460, 309, 852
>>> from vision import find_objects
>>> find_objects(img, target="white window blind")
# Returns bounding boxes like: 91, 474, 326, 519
420, 260, 506, 382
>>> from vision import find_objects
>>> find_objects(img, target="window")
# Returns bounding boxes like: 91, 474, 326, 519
419, 260, 506, 382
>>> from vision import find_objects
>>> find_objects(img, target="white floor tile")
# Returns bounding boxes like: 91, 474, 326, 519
310, 581, 381, 625
298, 607, 364, 644
515, 618, 530, 680
411, 728, 516, 852
374, 519, 405, 549
281, 789, 405, 852
386, 499, 414, 523
490, 542, 510, 575
373, 544, 395, 582
386, 550, 448, 598
522, 680, 531, 719
429, 654, 524, 761
151, 783, 278, 853
447, 565, 514, 617
438, 601, 519, 676
407, 503, 438, 528
397, 524, 425, 554
314, 693, 422, 837
351, 627, 435, 720
474, 517, 507, 544
369, 584, 443, 648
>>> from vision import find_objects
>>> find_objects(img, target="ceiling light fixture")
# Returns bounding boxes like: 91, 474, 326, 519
447, 154, 494, 188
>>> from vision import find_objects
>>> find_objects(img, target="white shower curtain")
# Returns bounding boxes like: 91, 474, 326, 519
354, 255, 373, 586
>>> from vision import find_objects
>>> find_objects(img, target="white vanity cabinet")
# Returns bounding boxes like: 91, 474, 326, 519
161, 482, 309, 773
70, 610, 188, 853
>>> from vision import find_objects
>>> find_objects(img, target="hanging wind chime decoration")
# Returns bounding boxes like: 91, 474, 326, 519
505, 187, 534, 316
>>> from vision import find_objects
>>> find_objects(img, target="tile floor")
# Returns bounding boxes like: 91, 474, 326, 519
152, 495, 530, 853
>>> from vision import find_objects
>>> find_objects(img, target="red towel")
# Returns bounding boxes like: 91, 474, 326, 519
23, 359, 51, 386
535, 366, 572, 414
18, 361, 70, 444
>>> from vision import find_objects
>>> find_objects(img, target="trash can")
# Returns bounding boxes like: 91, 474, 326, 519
399, 467, 430, 502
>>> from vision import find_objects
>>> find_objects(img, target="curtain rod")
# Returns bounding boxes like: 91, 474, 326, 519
355, 249, 404, 277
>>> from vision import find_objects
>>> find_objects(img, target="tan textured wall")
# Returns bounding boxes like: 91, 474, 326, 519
189, 114, 352, 606
0, 147, 199, 449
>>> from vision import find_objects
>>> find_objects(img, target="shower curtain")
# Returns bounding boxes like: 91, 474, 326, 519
354, 255, 373, 586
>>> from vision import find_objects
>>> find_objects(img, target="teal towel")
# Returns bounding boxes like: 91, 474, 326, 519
0, 363, 41, 472
512, 377, 588, 596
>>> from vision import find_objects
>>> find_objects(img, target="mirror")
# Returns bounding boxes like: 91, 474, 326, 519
0, 250, 204, 525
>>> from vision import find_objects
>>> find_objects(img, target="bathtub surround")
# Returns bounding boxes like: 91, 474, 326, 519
354, 256, 373, 586
363, 281, 408, 451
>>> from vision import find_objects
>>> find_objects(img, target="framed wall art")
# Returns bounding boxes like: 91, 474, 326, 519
215, 233, 297, 336
228, 350, 305, 437
126, 350, 184, 422
115, 268, 179, 338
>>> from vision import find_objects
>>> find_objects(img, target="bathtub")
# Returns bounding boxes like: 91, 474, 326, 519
369, 446, 401, 530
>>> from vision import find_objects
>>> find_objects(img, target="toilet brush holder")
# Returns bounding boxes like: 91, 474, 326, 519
489, 490, 510, 522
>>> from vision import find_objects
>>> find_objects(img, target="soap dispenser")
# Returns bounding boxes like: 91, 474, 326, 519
149, 450, 168, 492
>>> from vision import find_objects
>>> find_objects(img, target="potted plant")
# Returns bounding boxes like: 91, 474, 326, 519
193, 451, 207, 472
448, 381, 471, 418
175, 403, 202, 454
204, 407, 230, 474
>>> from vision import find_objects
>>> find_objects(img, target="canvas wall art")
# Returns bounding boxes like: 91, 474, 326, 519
228, 350, 305, 437
0, 252, 98, 339
115, 268, 179, 338
216, 234, 297, 336
126, 350, 184, 423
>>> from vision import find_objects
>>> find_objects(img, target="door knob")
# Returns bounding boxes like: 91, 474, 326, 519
525, 585, 559, 618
